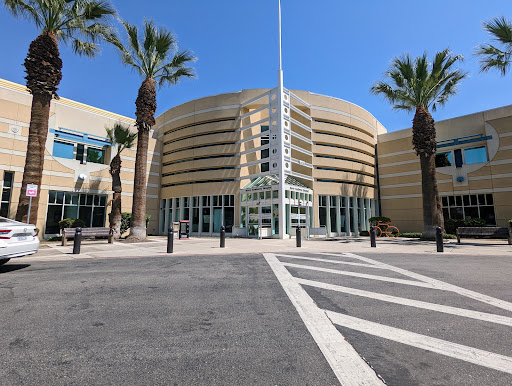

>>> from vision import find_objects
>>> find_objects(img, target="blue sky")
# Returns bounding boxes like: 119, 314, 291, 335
1, 0, 512, 132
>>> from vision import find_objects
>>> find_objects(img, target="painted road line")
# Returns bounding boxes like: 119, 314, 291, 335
326, 310, 512, 375
297, 278, 512, 327
274, 253, 385, 269
332, 252, 512, 313
281, 262, 436, 289
263, 253, 384, 385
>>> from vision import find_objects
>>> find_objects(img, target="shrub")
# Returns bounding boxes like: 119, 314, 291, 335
509, 219, 512, 228
72, 218, 86, 228
120, 212, 131, 235
444, 218, 486, 235
58, 218, 75, 230
368, 216, 391, 226
359, 230, 369, 236
399, 232, 422, 238
119, 213, 152, 236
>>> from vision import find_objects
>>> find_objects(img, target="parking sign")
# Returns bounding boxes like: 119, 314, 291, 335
26, 184, 38, 197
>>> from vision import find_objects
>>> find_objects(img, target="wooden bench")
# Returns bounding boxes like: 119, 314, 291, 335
62, 227, 114, 246
456, 227, 512, 245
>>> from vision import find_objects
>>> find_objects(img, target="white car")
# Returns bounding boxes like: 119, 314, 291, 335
0, 217, 39, 265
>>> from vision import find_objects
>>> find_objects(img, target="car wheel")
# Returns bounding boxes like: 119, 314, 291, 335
0, 258, 10, 265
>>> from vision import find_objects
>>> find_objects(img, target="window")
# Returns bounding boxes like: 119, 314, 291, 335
0, 171, 14, 217
435, 146, 488, 168
53, 141, 74, 159
441, 193, 495, 225
87, 147, 105, 164
45, 191, 107, 234
319, 195, 327, 227
52, 140, 106, 165
261, 126, 269, 173
435, 152, 452, 167
464, 146, 487, 164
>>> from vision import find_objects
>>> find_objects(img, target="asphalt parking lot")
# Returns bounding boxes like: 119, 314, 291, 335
1, 237, 511, 385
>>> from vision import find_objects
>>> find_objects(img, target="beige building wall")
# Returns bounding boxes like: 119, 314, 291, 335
156, 89, 384, 235
0, 79, 160, 237
378, 105, 512, 232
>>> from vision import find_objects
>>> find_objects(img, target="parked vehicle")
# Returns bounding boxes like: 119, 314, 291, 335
0, 217, 39, 265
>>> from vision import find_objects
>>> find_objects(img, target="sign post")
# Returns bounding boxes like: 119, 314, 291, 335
26, 184, 38, 224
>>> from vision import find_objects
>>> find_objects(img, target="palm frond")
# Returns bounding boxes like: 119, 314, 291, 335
3, 0, 44, 28
476, 16, 512, 75
107, 18, 197, 86
72, 38, 98, 56
371, 49, 466, 112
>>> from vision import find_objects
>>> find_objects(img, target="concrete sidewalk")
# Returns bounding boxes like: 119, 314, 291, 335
18, 235, 512, 263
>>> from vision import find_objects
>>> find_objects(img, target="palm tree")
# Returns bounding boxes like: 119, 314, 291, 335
3, 0, 115, 225
106, 20, 196, 240
475, 16, 512, 76
106, 123, 137, 239
371, 49, 466, 238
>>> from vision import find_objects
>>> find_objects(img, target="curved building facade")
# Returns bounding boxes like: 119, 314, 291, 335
156, 88, 387, 238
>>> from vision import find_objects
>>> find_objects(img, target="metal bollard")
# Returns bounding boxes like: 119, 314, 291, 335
370, 226, 376, 248
167, 226, 174, 253
436, 226, 444, 253
73, 227, 82, 254
220, 225, 226, 248
296, 226, 302, 248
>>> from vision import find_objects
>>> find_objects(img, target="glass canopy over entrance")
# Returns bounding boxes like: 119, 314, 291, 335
239, 175, 313, 238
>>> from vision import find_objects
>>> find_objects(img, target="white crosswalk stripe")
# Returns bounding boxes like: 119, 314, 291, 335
264, 251, 512, 382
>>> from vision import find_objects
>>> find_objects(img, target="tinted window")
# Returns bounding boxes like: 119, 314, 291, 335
464, 146, 487, 164
87, 147, 105, 164
53, 141, 74, 159
435, 152, 452, 167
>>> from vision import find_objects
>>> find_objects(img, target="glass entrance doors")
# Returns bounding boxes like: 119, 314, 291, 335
247, 205, 273, 238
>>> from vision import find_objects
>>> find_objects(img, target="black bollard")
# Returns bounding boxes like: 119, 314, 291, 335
296, 226, 302, 248
220, 225, 226, 248
73, 227, 82, 254
370, 226, 376, 248
436, 226, 444, 253
167, 226, 174, 253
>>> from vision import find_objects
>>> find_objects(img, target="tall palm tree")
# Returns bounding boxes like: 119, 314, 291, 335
106, 123, 137, 238
475, 16, 512, 76
371, 49, 466, 238
106, 20, 196, 240
3, 0, 115, 225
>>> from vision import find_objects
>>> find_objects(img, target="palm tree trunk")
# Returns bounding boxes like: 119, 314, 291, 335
15, 93, 52, 224
109, 153, 122, 239
413, 105, 444, 238
16, 31, 62, 226
128, 77, 156, 241
419, 153, 444, 238
129, 129, 149, 240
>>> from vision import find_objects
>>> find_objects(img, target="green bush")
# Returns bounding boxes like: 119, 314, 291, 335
444, 218, 486, 235
59, 218, 87, 230
359, 230, 369, 236
368, 216, 391, 226
72, 218, 86, 228
120, 212, 131, 235
399, 232, 422, 238
120, 213, 151, 236
58, 218, 75, 230
509, 219, 512, 228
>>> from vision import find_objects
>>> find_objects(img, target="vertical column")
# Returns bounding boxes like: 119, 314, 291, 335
336, 196, 341, 234
164, 198, 170, 233
345, 196, 351, 235
352, 197, 359, 235
365, 198, 371, 231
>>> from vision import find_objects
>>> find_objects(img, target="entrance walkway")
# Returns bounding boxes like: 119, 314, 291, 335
22, 236, 512, 262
